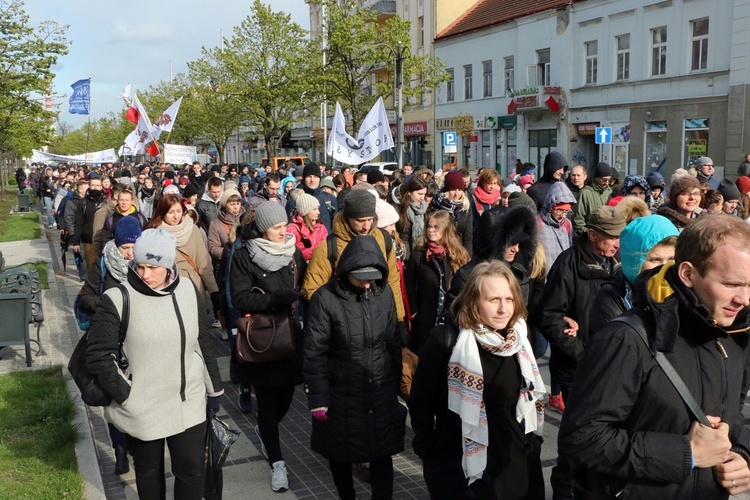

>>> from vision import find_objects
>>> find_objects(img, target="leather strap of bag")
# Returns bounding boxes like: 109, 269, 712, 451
176, 248, 201, 275
612, 315, 710, 427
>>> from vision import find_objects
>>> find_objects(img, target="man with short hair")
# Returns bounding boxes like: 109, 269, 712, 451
695, 156, 718, 190
565, 165, 588, 202
248, 174, 284, 208
560, 216, 750, 498
534, 204, 626, 499
64, 179, 89, 279
353, 170, 367, 185
195, 177, 224, 230
573, 161, 613, 236
71, 176, 106, 269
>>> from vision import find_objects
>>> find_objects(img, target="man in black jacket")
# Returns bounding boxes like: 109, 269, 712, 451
71, 176, 106, 269
559, 216, 750, 498
286, 162, 337, 232
534, 204, 625, 499
527, 151, 567, 211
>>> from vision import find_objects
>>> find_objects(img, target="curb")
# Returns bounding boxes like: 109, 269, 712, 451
68, 376, 107, 500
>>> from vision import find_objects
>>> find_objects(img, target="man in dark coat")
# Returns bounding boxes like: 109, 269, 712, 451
15, 167, 27, 193
304, 234, 403, 500
527, 151, 567, 211
533, 203, 626, 499
71, 176, 107, 269
559, 216, 750, 499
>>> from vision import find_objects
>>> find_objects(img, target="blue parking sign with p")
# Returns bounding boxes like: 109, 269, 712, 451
444, 132, 457, 147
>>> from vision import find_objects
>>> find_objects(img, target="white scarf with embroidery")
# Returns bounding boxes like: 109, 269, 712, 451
447, 319, 545, 485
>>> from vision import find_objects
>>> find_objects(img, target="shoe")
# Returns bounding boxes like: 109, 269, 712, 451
212, 319, 221, 329
255, 424, 268, 460
548, 393, 565, 414
114, 444, 130, 475
239, 384, 253, 413
220, 329, 228, 340
357, 462, 371, 482
271, 461, 288, 492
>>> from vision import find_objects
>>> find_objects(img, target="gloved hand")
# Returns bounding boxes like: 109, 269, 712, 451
397, 321, 409, 347
210, 292, 221, 313
271, 289, 304, 309
207, 395, 221, 415
310, 407, 328, 421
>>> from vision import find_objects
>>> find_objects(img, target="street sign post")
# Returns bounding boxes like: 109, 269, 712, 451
595, 127, 613, 144
443, 131, 457, 153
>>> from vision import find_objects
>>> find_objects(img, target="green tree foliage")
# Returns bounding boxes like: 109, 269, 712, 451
190, 0, 320, 161
49, 113, 133, 155
317, 0, 447, 131
0, 0, 68, 160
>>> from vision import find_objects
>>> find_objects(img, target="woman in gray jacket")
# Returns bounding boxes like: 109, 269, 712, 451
86, 228, 223, 499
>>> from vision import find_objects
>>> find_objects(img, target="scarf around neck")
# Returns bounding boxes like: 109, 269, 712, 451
447, 319, 545, 485
407, 201, 427, 246
245, 233, 297, 272
102, 240, 130, 283
473, 185, 501, 210
159, 216, 194, 247
425, 240, 446, 261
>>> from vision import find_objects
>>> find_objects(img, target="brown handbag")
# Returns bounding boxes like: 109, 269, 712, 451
235, 260, 298, 363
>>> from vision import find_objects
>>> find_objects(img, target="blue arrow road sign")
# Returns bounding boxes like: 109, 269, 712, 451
595, 127, 612, 144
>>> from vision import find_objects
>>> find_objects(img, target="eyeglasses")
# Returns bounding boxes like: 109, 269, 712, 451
551, 209, 572, 215
679, 190, 702, 199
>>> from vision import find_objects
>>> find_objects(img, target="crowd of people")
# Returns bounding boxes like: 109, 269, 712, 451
16, 151, 750, 499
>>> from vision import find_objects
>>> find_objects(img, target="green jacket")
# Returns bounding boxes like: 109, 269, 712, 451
573, 183, 612, 235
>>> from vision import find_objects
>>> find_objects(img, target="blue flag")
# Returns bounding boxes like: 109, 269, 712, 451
68, 78, 91, 115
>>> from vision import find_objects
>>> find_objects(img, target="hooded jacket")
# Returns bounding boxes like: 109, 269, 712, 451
302, 211, 405, 320
559, 263, 750, 499
286, 183, 337, 232
527, 151, 567, 210
573, 181, 612, 235
538, 182, 576, 270
195, 191, 221, 230
304, 235, 403, 462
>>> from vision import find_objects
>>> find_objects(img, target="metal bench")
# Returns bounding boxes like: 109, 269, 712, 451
0, 267, 46, 366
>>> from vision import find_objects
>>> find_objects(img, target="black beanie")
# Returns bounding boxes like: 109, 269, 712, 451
367, 169, 385, 185
183, 184, 200, 199
593, 161, 612, 178
302, 162, 321, 179
718, 178, 741, 202
343, 189, 377, 219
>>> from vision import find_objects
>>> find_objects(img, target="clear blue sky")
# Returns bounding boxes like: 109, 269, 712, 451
23, 0, 310, 129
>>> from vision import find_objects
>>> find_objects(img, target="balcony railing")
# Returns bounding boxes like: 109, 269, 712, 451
363, 0, 396, 17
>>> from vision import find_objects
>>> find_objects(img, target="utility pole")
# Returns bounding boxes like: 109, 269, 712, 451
395, 43, 405, 172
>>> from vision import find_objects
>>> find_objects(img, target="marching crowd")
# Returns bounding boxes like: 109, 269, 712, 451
16, 151, 750, 499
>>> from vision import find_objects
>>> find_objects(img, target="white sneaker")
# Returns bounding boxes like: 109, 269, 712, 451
212, 319, 221, 329
271, 460, 288, 492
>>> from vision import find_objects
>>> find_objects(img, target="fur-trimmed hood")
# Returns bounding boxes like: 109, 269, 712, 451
616, 196, 651, 224
472, 206, 538, 266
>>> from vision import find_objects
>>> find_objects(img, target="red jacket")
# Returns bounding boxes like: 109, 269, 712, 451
287, 213, 328, 261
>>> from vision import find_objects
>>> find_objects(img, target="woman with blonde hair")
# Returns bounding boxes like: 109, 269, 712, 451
405, 210, 470, 353
408, 260, 545, 499
471, 169, 502, 226
145, 194, 219, 296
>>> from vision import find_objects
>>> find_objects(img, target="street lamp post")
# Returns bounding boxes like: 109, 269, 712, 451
389, 41, 410, 172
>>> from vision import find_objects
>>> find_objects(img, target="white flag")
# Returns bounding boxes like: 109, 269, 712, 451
120, 83, 131, 105
327, 97, 394, 165
151, 96, 182, 139
132, 94, 156, 149
123, 129, 145, 155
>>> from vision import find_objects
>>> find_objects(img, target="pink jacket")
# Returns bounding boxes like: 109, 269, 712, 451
286, 213, 328, 261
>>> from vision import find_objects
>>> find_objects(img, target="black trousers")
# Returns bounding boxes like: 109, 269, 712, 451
329, 457, 393, 500
255, 384, 295, 464
126, 421, 206, 500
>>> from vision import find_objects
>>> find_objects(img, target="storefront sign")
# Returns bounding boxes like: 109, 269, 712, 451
577, 123, 598, 135
508, 87, 538, 97
404, 121, 427, 136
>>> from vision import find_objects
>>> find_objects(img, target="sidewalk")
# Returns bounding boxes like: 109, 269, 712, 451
0, 210, 431, 500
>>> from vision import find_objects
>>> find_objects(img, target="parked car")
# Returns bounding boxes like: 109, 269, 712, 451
358, 162, 399, 175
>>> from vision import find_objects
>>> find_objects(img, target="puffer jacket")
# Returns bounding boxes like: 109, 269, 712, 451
304, 235, 403, 463
302, 212, 405, 320
533, 238, 620, 386
85, 265, 223, 442
559, 263, 750, 499
230, 237, 306, 388
286, 213, 328, 261
538, 182, 576, 270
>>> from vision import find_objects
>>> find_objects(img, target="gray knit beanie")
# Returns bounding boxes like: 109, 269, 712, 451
295, 193, 320, 217
133, 228, 176, 269
254, 201, 288, 233
343, 189, 377, 219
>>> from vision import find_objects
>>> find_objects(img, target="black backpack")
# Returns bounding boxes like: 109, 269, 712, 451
326, 228, 393, 274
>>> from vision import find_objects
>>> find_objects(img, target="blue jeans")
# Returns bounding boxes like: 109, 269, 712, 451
43, 196, 54, 226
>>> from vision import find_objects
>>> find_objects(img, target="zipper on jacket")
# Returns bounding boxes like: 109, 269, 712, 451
716, 339, 728, 418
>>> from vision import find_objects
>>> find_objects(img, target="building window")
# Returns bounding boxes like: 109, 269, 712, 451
684, 118, 709, 169
691, 19, 709, 71
528, 129, 557, 167
446, 68, 454, 102
538, 49, 551, 86
645, 121, 667, 173
418, 16, 424, 48
482, 60, 492, 98
464, 64, 473, 100
616, 34, 630, 81
585, 41, 598, 84
651, 27, 667, 76
504, 57, 514, 94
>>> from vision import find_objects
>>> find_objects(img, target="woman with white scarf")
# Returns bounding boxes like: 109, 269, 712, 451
408, 260, 546, 499
145, 193, 219, 296
230, 201, 307, 493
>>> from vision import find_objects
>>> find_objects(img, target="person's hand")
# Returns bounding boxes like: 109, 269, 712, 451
713, 451, 750, 494
271, 289, 304, 309
310, 407, 328, 421
72, 245, 80, 253
563, 316, 579, 337
689, 416, 731, 468
207, 395, 221, 415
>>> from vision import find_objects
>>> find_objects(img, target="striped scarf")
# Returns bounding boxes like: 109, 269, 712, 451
447, 319, 545, 485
